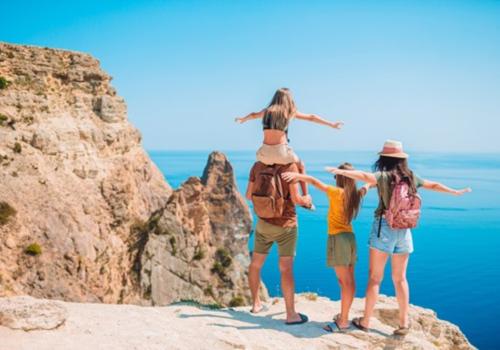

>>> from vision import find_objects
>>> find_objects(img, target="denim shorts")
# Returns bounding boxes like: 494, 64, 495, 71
369, 218, 414, 255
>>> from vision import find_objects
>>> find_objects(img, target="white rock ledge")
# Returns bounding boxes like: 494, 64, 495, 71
0, 294, 474, 350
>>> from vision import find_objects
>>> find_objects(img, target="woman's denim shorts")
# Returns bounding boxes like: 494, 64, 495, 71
369, 218, 414, 255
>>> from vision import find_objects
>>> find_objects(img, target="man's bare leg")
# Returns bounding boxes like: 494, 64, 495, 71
279, 256, 302, 323
249, 252, 267, 312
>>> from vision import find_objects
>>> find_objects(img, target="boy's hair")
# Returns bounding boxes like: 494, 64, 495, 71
335, 162, 364, 222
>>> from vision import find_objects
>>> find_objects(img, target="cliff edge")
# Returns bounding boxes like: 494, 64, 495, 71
0, 294, 475, 350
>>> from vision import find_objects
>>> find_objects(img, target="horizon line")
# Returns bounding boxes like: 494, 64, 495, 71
146, 149, 500, 155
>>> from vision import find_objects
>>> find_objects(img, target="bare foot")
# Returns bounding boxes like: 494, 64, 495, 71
250, 303, 263, 313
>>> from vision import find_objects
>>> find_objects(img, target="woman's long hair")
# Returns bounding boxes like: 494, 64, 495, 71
336, 163, 364, 222
265, 88, 297, 129
372, 156, 416, 193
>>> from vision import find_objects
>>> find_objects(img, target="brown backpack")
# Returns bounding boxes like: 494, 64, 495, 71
251, 164, 286, 219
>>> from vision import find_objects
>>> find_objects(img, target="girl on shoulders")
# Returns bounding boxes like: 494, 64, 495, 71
236, 88, 343, 209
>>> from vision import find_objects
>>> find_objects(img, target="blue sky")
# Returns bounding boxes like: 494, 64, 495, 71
1, 0, 499, 152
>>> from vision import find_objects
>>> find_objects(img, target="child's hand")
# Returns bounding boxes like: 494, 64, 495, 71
235, 117, 245, 123
330, 121, 344, 129
281, 172, 299, 182
453, 187, 472, 196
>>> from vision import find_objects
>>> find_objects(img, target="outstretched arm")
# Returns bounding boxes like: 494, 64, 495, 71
421, 180, 472, 195
295, 111, 344, 129
281, 172, 329, 192
325, 167, 377, 185
360, 183, 374, 196
235, 109, 266, 124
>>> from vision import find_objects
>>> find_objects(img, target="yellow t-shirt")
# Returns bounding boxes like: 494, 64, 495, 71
327, 186, 354, 235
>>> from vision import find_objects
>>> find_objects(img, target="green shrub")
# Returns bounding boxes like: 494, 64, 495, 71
203, 284, 215, 298
0, 76, 10, 89
0, 202, 16, 225
177, 299, 222, 310
193, 246, 205, 261
211, 261, 226, 278
229, 296, 245, 307
215, 247, 232, 268
0, 113, 8, 126
169, 236, 177, 256
25, 243, 42, 256
13, 142, 22, 153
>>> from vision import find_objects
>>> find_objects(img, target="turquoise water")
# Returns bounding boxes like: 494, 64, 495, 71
150, 150, 500, 349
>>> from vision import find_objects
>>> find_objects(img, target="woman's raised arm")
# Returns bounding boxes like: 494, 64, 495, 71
295, 111, 344, 129
325, 167, 377, 185
421, 180, 472, 195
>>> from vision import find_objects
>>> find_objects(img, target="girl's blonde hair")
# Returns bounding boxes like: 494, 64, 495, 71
265, 88, 297, 129
335, 162, 364, 223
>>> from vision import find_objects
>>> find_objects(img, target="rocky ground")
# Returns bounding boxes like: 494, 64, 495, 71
0, 294, 474, 350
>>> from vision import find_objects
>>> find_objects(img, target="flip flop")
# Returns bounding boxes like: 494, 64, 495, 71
285, 313, 309, 325
393, 325, 410, 336
352, 317, 369, 332
323, 320, 348, 333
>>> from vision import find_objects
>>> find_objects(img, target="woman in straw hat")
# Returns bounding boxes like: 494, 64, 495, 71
326, 140, 471, 336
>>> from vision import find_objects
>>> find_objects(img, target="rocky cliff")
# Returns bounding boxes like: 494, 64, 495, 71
0, 294, 475, 350
137, 151, 266, 306
0, 42, 261, 306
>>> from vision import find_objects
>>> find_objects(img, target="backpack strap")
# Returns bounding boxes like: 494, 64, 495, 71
272, 165, 284, 199
377, 173, 385, 238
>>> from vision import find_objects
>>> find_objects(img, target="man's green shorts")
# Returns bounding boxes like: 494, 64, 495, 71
327, 232, 357, 267
254, 219, 298, 257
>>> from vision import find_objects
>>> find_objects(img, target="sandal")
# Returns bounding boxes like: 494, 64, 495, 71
393, 324, 411, 336
285, 313, 309, 325
352, 317, 369, 332
323, 320, 348, 333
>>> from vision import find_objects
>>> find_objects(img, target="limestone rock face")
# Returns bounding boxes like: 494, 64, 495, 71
0, 42, 264, 307
0, 295, 67, 331
139, 151, 267, 306
0, 42, 172, 303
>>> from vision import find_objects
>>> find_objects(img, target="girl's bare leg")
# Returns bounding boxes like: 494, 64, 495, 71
333, 265, 356, 328
360, 248, 389, 328
391, 253, 410, 328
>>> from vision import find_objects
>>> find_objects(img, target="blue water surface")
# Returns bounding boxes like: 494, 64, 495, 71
150, 150, 500, 349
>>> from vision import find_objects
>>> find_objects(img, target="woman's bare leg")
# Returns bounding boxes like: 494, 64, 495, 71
333, 265, 356, 328
360, 248, 389, 328
296, 160, 308, 196
391, 253, 410, 328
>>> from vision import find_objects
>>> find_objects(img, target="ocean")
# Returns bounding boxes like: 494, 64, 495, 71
150, 150, 500, 349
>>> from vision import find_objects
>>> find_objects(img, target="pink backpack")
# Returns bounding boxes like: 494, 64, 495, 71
379, 175, 422, 234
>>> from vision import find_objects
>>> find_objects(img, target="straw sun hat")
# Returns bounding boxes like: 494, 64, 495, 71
378, 140, 409, 159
